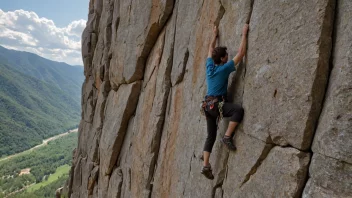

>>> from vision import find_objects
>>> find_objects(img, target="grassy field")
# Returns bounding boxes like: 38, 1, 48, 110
26, 164, 70, 192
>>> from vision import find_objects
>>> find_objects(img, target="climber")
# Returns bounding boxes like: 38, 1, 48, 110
200, 24, 248, 180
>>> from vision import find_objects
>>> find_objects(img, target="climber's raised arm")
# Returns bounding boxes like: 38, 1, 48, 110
208, 25, 218, 58
233, 24, 249, 65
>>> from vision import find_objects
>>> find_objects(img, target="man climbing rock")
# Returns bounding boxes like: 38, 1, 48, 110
201, 24, 248, 180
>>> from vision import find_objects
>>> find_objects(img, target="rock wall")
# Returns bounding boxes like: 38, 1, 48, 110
68, 0, 352, 197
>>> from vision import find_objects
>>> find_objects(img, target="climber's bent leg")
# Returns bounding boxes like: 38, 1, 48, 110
220, 103, 244, 150
225, 121, 238, 137
222, 103, 244, 137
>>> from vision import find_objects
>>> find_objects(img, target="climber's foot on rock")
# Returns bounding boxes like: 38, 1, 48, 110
201, 165, 214, 180
221, 136, 236, 151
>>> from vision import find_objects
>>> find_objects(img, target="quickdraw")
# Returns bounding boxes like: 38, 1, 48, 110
216, 100, 224, 129
218, 100, 224, 122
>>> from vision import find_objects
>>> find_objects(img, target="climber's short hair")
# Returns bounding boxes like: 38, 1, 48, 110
212, 46, 228, 65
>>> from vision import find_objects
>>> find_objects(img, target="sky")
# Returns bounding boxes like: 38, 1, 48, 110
0, 0, 89, 65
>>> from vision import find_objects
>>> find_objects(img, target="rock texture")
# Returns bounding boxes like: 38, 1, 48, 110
303, 154, 352, 198
303, 0, 352, 197
225, 146, 310, 198
243, 0, 335, 150
67, 0, 352, 197
311, 0, 352, 164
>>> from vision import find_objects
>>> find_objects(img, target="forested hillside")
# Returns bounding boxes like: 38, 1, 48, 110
0, 46, 83, 157
0, 46, 84, 99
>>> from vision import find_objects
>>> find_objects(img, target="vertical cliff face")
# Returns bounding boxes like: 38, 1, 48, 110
67, 0, 352, 197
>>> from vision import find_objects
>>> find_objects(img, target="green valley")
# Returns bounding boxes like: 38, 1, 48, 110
0, 132, 77, 198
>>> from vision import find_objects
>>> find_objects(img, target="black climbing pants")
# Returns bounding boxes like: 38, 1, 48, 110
203, 102, 244, 153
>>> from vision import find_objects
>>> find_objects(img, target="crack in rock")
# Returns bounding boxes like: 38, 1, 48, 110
174, 49, 189, 85
239, 144, 274, 188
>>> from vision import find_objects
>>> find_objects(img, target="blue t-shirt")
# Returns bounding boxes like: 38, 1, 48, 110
206, 58, 236, 96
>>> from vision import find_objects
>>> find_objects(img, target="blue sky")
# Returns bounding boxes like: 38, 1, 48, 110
0, 0, 88, 27
0, 0, 89, 65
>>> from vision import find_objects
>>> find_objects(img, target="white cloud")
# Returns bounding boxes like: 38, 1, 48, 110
0, 9, 86, 65
66, 20, 86, 37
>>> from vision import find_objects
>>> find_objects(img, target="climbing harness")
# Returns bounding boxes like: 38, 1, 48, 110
200, 96, 225, 128
200, 96, 218, 117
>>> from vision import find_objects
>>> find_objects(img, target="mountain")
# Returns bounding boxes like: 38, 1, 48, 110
0, 46, 84, 99
0, 46, 84, 157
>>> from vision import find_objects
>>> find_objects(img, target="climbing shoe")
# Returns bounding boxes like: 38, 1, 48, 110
201, 166, 214, 180
221, 136, 236, 151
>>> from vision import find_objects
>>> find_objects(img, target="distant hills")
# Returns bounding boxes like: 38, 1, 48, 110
0, 46, 84, 157
0, 46, 84, 99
